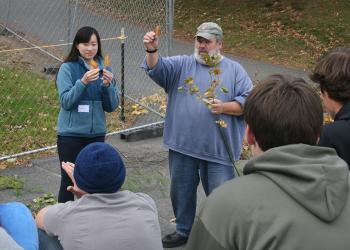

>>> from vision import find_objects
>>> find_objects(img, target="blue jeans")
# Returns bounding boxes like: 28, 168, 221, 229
0, 202, 38, 250
38, 229, 63, 250
169, 150, 234, 237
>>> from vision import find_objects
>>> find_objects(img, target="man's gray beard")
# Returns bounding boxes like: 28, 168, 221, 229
194, 48, 223, 65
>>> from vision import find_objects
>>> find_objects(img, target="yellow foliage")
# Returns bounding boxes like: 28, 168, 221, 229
131, 91, 167, 117
103, 55, 110, 67
323, 113, 333, 124
212, 67, 221, 75
154, 25, 161, 36
90, 60, 98, 69
216, 119, 227, 128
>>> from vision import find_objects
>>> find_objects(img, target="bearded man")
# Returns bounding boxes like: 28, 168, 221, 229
141, 22, 252, 248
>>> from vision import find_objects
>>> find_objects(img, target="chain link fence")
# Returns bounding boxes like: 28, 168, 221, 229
0, 0, 174, 160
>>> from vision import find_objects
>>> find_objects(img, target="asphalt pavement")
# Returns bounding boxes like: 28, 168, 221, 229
0, 135, 203, 250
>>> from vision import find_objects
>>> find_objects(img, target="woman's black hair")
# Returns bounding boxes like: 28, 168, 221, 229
64, 26, 103, 62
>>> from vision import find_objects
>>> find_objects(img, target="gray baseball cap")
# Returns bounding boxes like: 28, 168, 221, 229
195, 22, 223, 40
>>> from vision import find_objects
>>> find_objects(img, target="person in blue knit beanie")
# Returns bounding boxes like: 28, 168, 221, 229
36, 142, 162, 250
72, 142, 126, 195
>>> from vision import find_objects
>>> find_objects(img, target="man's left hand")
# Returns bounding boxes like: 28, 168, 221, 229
209, 99, 244, 116
210, 99, 224, 114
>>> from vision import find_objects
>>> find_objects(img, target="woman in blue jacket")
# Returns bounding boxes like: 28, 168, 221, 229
56, 26, 119, 202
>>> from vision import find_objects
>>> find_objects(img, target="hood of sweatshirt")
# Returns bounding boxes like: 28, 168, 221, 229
244, 144, 349, 222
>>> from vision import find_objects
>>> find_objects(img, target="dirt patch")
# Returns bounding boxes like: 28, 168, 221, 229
0, 32, 62, 77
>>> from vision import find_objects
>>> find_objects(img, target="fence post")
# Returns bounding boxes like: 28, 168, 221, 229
166, 0, 174, 56
67, 0, 71, 49
2, 0, 11, 33
67, 0, 78, 52
118, 28, 127, 122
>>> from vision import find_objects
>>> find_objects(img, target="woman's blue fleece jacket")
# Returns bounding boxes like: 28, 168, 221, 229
56, 57, 119, 137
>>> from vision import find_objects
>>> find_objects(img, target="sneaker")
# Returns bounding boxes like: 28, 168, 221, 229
162, 231, 188, 248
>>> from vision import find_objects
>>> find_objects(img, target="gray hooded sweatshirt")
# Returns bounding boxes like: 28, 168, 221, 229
186, 144, 350, 250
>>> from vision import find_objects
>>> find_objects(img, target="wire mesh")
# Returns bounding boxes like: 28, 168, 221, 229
0, 0, 172, 159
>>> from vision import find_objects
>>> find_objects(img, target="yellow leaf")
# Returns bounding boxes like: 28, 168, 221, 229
90, 60, 98, 69
323, 113, 333, 124
211, 80, 219, 88
178, 86, 184, 92
213, 68, 221, 75
154, 25, 161, 36
184, 77, 194, 85
220, 87, 229, 93
140, 109, 149, 114
204, 90, 214, 97
189, 86, 199, 95
216, 119, 227, 128
103, 55, 110, 67
131, 111, 141, 115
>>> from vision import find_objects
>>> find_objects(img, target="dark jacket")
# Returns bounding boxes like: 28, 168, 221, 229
319, 101, 350, 168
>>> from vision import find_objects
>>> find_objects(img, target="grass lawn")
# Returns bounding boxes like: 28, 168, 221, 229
0, 65, 138, 162
78, 0, 350, 69
0, 67, 58, 156
174, 0, 350, 69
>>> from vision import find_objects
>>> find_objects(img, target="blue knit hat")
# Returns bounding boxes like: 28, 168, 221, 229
74, 142, 125, 194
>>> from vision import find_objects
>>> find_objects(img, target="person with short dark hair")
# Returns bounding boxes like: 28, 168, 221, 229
142, 22, 252, 248
310, 47, 350, 168
36, 142, 162, 250
186, 74, 350, 250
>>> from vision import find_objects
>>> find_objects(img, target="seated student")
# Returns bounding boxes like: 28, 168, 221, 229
185, 74, 350, 250
310, 47, 350, 168
0, 201, 39, 250
36, 142, 162, 250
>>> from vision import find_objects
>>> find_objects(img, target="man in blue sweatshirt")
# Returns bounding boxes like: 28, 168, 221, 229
142, 22, 252, 248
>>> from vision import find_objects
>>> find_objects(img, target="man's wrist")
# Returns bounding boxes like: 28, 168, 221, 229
220, 102, 226, 113
145, 48, 158, 53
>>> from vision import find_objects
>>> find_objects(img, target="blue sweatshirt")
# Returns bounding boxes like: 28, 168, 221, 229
56, 57, 119, 137
142, 55, 252, 165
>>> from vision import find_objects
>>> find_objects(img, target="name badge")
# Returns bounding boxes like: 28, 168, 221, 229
78, 105, 89, 113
